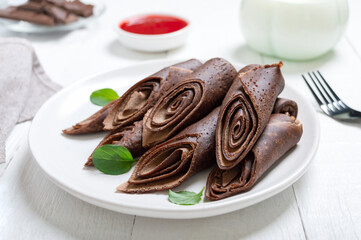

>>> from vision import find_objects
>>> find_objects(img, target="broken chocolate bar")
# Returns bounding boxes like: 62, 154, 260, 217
43, 3, 78, 24
47, 0, 93, 17
0, 6, 55, 26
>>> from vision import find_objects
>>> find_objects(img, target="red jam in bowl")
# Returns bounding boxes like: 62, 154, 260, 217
119, 14, 188, 35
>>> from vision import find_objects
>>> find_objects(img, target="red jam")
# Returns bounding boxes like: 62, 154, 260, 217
119, 14, 188, 35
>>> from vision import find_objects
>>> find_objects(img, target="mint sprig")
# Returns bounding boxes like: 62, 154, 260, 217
92, 145, 135, 175
90, 88, 119, 106
168, 187, 205, 205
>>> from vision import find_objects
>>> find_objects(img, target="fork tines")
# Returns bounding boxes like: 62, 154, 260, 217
302, 71, 347, 116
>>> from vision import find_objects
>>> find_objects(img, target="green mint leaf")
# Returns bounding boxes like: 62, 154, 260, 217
168, 187, 205, 205
92, 145, 134, 175
90, 88, 119, 106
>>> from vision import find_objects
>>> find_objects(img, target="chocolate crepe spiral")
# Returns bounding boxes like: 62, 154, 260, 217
142, 58, 237, 148
85, 121, 145, 166
62, 100, 117, 135
117, 107, 220, 193
63, 59, 201, 135
216, 62, 285, 170
273, 98, 298, 117
103, 59, 202, 131
206, 112, 303, 200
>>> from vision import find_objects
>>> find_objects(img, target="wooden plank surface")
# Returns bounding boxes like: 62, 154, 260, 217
262, 36, 361, 240
0, 141, 135, 240
133, 188, 306, 240
346, 0, 361, 62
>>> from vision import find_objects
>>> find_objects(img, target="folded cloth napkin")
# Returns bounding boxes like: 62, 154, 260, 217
0, 37, 61, 163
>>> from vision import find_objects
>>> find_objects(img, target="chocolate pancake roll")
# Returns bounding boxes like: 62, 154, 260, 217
142, 58, 237, 148
85, 121, 145, 166
117, 107, 220, 193
63, 100, 117, 135
273, 98, 298, 117
103, 59, 202, 131
63, 59, 201, 135
206, 112, 303, 200
216, 62, 285, 170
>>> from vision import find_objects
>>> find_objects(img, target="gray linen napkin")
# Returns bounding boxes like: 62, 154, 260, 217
0, 37, 61, 163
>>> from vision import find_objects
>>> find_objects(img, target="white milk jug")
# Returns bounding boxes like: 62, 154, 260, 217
240, 0, 349, 60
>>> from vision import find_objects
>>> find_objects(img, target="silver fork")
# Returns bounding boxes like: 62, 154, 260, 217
302, 71, 361, 120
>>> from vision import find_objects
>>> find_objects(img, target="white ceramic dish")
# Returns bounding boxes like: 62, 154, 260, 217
115, 14, 190, 52
0, 0, 105, 33
28, 59, 320, 219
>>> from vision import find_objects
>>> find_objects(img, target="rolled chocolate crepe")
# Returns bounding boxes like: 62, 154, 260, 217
273, 98, 298, 118
216, 62, 285, 170
85, 120, 145, 166
103, 59, 202, 131
63, 60, 201, 135
0, 6, 55, 26
63, 100, 117, 135
142, 58, 237, 148
206, 112, 302, 200
117, 107, 220, 193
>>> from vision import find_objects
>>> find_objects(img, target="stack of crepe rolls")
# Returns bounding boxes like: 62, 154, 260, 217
205, 63, 302, 200
64, 59, 203, 163
63, 58, 237, 165
206, 98, 302, 200
63, 59, 303, 200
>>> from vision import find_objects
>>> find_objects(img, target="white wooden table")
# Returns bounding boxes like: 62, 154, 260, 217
1, 0, 361, 239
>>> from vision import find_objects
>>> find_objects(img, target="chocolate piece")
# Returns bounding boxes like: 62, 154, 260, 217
0, 6, 55, 26
63, 100, 117, 135
43, 3, 78, 24
47, 0, 94, 17
103, 59, 202, 131
62, 0, 93, 17
117, 107, 220, 193
206, 113, 303, 200
85, 120, 146, 166
216, 62, 285, 170
142, 58, 237, 148
17, 1, 45, 13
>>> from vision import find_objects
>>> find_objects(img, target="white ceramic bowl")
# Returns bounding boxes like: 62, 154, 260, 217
115, 15, 190, 52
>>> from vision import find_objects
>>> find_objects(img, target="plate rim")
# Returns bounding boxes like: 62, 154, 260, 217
28, 59, 320, 219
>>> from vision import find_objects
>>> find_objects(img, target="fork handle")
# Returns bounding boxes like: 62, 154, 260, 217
350, 110, 361, 119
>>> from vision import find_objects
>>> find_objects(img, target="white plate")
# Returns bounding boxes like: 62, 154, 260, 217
29, 59, 320, 219
0, 0, 105, 33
